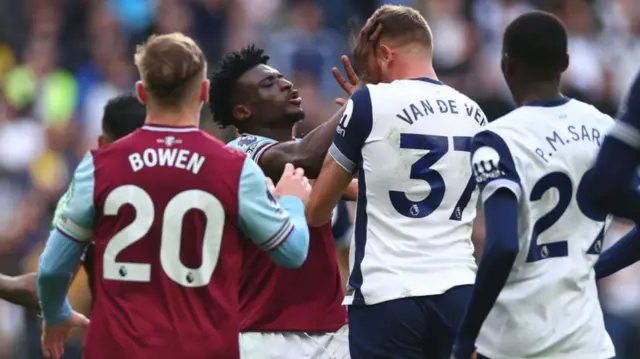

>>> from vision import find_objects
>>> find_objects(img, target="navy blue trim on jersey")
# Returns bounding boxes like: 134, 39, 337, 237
330, 86, 373, 174
412, 77, 444, 86
595, 227, 640, 279
618, 71, 640, 132
522, 96, 570, 108
471, 130, 522, 203
585, 134, 640, 222
453, 189, 519, 359
349, 168, 368, 305
332, 201, 352, 246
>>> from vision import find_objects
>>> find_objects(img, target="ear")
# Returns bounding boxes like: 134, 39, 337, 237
200, 79, 210, 103
378, 44, 393, 62
560, 53, 570, 73
232, 105, 251, 122
97, 135, 107, 148
500, 53, 511, 77
135, 81, 147, 105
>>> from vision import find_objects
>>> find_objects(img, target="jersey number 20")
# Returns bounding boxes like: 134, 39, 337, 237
527, 169, 604, 262
102, 185, 224, 287
390, 134, 475, 220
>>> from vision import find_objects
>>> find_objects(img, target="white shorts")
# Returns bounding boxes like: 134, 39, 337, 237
239, 325, 349, 359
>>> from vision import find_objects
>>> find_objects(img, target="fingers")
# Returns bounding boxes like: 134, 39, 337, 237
293, 167, 305, 179
332, 67, 350, 93
369, 23, 383, 42
302, 176, 312, 191
341, 55, 359, 85
71, 312, 90, 328
282, 163, 295, 177
42, 340, 63, 359
335, 98, 347, 106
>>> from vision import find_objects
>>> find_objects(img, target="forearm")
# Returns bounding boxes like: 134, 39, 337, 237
268, 196, 310, 268
0, 273, 39, 309
38, 230, 87, 325
341, 179, 358, 201
260, 107, 346, 180
595, 227, 640, 279
454, 190, 519, 358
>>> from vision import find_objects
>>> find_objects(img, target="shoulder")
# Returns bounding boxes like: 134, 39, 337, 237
569, 99, 615, 125
227, 134, 278, 156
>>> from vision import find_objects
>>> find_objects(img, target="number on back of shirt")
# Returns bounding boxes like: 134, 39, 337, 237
390, 134, 476, 220
526, 169, 605, 262
103, 185, 224, 287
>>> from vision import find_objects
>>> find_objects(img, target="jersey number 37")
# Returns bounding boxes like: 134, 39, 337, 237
390, 134, 475, 220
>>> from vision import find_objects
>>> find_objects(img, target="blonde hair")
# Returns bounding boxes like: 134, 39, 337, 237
369, 5, 433, 49
134, 33, 206, 108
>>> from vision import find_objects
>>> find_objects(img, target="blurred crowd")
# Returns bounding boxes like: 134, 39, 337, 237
0, 0, 639, 358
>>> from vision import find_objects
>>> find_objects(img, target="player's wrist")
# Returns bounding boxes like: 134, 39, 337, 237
42, 299, 73, 326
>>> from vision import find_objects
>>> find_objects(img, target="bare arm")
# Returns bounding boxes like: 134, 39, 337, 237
258, 106, 346, 181
307, 154, 354, 226
0, 273, 39, 309
342, 179, 358, 201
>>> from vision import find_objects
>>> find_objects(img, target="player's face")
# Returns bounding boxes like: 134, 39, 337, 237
236, 64, 304, 126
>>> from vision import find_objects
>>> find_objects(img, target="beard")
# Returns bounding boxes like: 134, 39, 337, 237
282, 109, 306, 124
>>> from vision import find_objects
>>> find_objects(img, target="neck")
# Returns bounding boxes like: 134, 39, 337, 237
145, 105, 200, 128
513, 81, 563, 107
389, 51, 438, 82
243, 126, 294, 142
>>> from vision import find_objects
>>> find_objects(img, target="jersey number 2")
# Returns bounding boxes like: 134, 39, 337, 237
527, 169, 605, 262
390, 134, 475, 220
103, 185, 224, 287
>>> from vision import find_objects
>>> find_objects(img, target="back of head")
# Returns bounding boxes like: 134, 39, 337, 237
503, 11, 568, 79
368, 5, 432, 50
134, 33, 207, 109
102, 94, 146, 142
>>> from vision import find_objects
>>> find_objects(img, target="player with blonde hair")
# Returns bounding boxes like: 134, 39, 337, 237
37, 33, 312, 359
307, 5, 487, 358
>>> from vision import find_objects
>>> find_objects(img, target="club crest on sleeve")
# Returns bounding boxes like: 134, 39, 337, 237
471, 146, 503, 184
237, 135, 258, 147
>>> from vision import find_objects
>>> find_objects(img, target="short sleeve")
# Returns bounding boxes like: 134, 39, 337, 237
237, 157, 296, 251
470, 130, 522, 203
55, 152, 96, 241
228, 134, 278, 163
329, 86, 373, 174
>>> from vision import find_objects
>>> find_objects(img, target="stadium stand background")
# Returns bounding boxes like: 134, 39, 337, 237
0, 0, 638, 357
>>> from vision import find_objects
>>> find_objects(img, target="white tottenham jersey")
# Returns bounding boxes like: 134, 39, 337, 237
330, 78, 486, 306
471, 98, 615, 359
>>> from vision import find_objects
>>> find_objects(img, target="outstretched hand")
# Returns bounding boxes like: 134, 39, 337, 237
42, 311, 90, 359
332, 55, 360, 106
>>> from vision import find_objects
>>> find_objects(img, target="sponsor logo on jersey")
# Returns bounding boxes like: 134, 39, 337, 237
471, 146, 504, 184
336, 99, 354, 137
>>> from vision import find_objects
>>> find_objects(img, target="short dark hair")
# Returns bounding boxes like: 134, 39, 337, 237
503, 11, 568, 77
209, 45, 269, 129
102, 94, 146, 141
